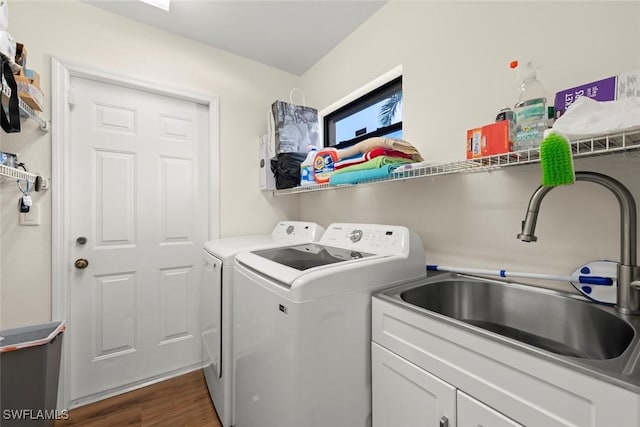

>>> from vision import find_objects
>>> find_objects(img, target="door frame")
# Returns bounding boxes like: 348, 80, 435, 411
51, 57, 220, 409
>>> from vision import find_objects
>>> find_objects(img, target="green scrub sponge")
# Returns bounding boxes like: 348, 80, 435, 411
540, 132, 575, 187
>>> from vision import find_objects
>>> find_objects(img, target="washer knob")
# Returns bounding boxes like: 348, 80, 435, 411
349, 229, 363, 242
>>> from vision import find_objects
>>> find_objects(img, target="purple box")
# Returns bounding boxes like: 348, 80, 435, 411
554, 76, 617, 117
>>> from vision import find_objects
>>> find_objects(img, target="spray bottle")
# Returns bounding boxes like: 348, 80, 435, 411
510, 60, 551, 150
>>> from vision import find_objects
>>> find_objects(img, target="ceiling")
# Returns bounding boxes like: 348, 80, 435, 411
85, 0, 386, 75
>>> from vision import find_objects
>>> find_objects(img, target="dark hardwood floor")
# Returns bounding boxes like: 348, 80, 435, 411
55, 370, 221, 427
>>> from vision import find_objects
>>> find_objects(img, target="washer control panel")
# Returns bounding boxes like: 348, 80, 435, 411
271, 221, 325, 242
319, 223, 408, 254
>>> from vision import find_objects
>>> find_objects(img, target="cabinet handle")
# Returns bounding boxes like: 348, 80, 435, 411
439, 416, 449, 427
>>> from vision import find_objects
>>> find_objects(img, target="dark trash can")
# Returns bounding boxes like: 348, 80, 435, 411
0, 321, 65, 427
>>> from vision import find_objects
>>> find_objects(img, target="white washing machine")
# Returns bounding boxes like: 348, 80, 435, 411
201, 221, 325, 427
232, 223, 426, 427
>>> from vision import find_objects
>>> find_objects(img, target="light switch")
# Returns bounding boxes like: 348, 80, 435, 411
19, 203, 41, 226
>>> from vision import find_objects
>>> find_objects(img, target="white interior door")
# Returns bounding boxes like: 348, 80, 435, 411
67, 75, 209, 404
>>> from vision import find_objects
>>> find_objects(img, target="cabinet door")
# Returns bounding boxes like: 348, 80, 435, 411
372, 343, 456, 427
457, 390, 523, 427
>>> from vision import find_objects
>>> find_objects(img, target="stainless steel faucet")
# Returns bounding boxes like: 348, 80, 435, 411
517, 171, 640, 314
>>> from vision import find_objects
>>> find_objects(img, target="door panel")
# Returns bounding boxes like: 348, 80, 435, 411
94, 151, 136, 246
68, 76, 208, 403
95, 273, 136, 359
458, 391, 524, 427
160, 157, 193, 242
94, 103, 136, 134
159, 266, 192, 342
372, 343, 456, 427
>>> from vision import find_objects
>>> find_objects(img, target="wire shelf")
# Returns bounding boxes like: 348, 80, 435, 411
1, 81, 49, 131
0, 164, 41, 182
272, 129, 640, 196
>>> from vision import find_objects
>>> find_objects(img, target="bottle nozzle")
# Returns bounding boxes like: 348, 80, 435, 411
510, 59, 541, 82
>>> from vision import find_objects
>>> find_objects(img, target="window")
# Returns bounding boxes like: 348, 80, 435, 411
323, 76, 402, 147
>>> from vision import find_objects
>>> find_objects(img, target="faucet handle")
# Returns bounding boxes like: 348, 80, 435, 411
631, 280, 640, 291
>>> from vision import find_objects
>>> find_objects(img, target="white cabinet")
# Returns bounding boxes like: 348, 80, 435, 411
372, 342, 521, 427
372, 343, 455, 427
372, 295, 640, 427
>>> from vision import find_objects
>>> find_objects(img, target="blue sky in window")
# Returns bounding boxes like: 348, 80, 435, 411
385, 129, 403, 139
335, 98, 403, 144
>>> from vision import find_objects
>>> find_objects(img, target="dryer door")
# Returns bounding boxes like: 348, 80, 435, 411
202, 250, 223, 377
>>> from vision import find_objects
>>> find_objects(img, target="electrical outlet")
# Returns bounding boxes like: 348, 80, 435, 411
19, 203, 41, 226
38, 177, 50, 191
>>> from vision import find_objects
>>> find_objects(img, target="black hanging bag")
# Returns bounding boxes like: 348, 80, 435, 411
0, 53, 20, 133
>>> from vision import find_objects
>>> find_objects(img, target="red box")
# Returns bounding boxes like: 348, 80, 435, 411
466, 120, 513, 159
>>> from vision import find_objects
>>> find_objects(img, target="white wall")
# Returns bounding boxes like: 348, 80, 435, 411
299, 1, 640, 291
0, 0, 299, 329
2, 1, 640, 328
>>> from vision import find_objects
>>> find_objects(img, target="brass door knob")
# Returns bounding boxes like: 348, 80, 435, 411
74, 258, 89, 269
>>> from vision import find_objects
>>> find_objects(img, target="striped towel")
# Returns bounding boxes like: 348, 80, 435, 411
331, 156, 412, 177
334, 148, 412, 170
337, 137, 424, 162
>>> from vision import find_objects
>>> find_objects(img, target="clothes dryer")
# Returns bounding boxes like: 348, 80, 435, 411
201, 221, 324, 426
232, 223, 426, 427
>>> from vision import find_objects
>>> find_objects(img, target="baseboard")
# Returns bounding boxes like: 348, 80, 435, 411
69, 362, 207, 409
